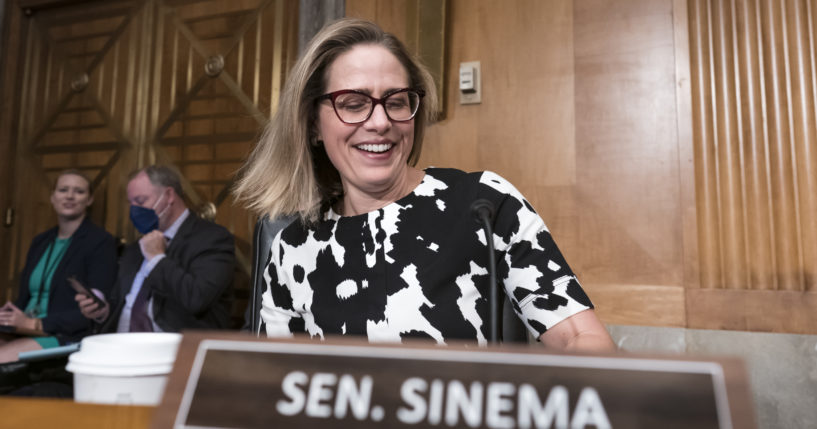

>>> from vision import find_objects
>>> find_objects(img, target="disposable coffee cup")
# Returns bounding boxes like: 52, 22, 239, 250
66, 332, 182, 405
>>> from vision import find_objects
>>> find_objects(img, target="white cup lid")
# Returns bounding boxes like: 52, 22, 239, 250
68, 332, 182, 373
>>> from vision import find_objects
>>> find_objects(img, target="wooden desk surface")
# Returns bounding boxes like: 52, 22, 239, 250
0, 397, 155, 429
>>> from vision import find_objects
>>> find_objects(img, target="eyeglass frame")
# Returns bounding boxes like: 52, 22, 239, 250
317, 87, 425, 124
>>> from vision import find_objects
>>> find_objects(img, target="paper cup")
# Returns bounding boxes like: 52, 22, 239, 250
67, 332, 182, 405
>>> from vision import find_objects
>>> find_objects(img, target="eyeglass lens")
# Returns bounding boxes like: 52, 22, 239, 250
333, 91, 420, 123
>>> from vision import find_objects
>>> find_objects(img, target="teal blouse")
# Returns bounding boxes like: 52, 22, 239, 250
24, 236, 71, 349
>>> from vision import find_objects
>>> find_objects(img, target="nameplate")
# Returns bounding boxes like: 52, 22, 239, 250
154, 333, 754, 429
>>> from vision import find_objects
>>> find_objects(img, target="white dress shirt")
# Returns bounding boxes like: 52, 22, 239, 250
117, 209, 190, 332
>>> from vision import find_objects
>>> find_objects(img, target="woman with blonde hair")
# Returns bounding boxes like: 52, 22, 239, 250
235, 18, 614, 351
0, 170, 117, 363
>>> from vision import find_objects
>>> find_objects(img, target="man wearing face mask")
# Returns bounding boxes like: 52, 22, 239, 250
76, 165, 235, 333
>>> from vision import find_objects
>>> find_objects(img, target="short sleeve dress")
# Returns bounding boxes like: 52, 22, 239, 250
261, 168, 593, 345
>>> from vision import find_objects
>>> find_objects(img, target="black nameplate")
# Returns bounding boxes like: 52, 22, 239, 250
168, 339, 742, 429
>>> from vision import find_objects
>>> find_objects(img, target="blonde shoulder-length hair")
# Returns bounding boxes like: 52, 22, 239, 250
233, 18, 439, 224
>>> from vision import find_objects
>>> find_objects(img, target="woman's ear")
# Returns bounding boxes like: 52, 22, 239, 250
309, 125, 323, 147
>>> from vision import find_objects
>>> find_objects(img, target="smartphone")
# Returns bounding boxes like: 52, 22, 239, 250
67, 276, 106, 308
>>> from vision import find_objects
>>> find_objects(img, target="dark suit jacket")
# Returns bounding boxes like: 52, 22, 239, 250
15, 217, 118, 344
99, 213, 235, 333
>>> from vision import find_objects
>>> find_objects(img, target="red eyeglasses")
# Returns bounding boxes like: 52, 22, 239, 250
318, 88, 425, 124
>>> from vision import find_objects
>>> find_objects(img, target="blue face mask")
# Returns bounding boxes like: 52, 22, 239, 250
129, 192, 167, 234
129, 205, 159, 234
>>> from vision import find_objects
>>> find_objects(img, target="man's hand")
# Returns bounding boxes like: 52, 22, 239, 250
139, 230, 167, 261
75, 290, 109, 322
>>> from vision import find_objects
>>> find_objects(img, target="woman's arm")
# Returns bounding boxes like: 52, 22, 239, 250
41, 228, 118, 336
539, 309, 616, 352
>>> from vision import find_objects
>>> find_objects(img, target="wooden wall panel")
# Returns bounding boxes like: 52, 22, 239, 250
6, 0, 145, 302
0, 0, 299, 328
573, 0, 682, 285
349, 0, 689, 328
348, 0, 578, 213
1, 1, 26, 300
150, 0, 299, 264
351, 0, 817, 334
687, 0, 817, 333
573, 0, 688, 326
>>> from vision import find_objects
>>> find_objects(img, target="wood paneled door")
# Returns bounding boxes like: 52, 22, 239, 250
1, 0, 299, 327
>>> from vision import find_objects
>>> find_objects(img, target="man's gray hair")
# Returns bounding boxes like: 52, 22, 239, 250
129, 165, 185, 198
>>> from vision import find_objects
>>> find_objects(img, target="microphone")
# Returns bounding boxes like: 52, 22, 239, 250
470, 199, 499, 344
470, 199, 495, 224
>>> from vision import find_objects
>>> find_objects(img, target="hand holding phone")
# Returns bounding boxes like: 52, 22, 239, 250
67, 276, 106, 309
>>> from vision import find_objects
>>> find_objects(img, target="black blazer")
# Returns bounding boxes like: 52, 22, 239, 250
15, 217, 118, 345
100, 213, 235, 333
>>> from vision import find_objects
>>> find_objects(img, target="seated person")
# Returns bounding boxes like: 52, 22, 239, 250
77, 165, 235, 332
0, 170, 117, 363
233, 19, 615, 351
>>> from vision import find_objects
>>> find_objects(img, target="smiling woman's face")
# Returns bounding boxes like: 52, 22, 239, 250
316, 43, 415, 200
51, 173, 92, 220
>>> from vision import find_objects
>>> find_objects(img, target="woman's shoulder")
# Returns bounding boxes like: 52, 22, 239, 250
30, 226, 58, 246
474, 170, 519, 192
425, 167, 510, 179
275, 214, 318, 247
420, 167, 479, 187
77, 218, 116, 243
424, 169, 529, 213
424, 168, 513, 190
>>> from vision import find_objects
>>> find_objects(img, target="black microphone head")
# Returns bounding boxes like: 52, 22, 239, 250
470, 199, 495, 223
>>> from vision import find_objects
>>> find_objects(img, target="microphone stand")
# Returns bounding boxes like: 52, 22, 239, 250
471, 199, 499, 344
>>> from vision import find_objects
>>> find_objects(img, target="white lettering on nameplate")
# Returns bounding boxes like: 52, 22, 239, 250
276, 371, 611, 428
276, 371, 380, 421
397, 377, 612, 428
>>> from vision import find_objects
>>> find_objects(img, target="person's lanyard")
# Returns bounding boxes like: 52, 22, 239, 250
30, 238, 62, 317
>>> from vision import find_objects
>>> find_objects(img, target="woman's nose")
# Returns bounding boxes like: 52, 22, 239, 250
364, 104, 392, 132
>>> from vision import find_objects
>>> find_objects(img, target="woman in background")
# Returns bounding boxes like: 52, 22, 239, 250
0, 170, 117, 363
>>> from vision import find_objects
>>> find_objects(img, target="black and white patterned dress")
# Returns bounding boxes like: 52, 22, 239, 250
261, 168, 593, 345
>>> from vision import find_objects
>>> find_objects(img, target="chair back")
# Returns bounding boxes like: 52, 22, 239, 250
245, 216, 295, 333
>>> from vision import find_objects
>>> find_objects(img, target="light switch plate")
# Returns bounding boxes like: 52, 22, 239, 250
459, 61, 481, 105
